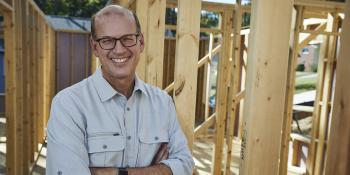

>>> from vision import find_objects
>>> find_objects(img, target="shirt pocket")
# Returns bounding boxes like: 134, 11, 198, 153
88, 134, 125, 167
137, 131, 169, 166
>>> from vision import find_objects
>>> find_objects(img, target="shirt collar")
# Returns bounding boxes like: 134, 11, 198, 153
92, 67, 146, 102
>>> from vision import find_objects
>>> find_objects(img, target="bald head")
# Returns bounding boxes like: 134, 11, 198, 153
91, 5, 141, 39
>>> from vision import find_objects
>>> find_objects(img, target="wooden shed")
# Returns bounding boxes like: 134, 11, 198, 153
46, 15, 93, 93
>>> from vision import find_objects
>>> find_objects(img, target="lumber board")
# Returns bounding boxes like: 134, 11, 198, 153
194, 113, 216, 138
211, 9, 233, 175
172, 0, 201, 150
0, 0, 13, 11
324, 2, 350, 174
3, 10, 17, 175
294, 0, 346, 11
313, 13, 340, 175
135, 0, 148, 81
225, 2, 243, 174
239, 0, 293, 174
145, 0, 166, 88
279, 6, 304, 175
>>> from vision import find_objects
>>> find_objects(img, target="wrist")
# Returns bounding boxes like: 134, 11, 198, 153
118, 168, 129, 175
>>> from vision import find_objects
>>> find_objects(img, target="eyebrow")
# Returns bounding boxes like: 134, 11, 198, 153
98, 33, 138, 38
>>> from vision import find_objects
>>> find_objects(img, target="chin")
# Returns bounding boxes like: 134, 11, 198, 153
110, 71, 132, 79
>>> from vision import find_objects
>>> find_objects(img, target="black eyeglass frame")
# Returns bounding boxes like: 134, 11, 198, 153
94, 33, 140, 50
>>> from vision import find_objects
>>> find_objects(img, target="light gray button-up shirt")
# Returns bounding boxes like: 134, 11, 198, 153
46, 68, 194, 175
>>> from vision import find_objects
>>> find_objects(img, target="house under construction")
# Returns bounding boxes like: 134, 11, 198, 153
0, 0, 349, 174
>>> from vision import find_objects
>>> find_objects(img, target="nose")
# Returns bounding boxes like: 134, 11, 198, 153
111, 40, 127, 54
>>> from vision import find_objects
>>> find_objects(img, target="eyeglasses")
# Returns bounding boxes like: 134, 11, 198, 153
95, 33, 140, 50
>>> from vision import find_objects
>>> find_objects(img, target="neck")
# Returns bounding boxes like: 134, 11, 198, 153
102, 72, 135, 99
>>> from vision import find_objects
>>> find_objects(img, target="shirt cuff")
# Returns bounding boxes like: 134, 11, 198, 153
160, 159, 194, 175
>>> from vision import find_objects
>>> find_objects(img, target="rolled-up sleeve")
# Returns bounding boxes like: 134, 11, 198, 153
46, 94, 91, 175
160, 95, 195, 175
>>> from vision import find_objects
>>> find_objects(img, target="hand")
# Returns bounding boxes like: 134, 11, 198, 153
151, 142, 169, 165
90, 167, 117, 175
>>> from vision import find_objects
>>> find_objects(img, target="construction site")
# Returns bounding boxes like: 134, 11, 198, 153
0, 0, 349, 174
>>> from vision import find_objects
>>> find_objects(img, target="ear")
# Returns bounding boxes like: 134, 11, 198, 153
90, 36, 99, 57
139, 33, 145, 53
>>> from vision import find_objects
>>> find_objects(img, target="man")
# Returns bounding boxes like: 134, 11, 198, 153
46, 5, 194, 175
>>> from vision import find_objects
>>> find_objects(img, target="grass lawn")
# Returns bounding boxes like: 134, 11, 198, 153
295, 71, 317, 94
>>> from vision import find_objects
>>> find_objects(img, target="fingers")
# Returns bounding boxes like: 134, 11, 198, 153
152, 142, 169, 165
89, 167, 117, 175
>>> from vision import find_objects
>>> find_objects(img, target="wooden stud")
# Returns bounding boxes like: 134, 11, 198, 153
145, 0, 166, 88
224, 1, 242, 174
172, 0, 201, 149
3, 10, 17, 175
43, 23, 50, 132
238, 32, 249, 139
37, 11, 45, 145
135, 0, 148, 81
28, 5, 36, 165
239, 0, 293, 174
204, 33, 214, 121
313, 12, 340, 175
306, 13, 329, 175
324, 2, 350, 174
292, 139, 301, 166
211, 9, 233, 175
20, 0, 30, 173
279, 6, 304, 175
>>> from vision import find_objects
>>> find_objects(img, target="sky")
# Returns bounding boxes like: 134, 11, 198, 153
203, 0, 251, 4
203, 0, 235, 4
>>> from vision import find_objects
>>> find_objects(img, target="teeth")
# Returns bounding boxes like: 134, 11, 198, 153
112, 57, 128, 63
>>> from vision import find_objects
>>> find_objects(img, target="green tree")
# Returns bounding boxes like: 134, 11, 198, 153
34, 0, 108, 18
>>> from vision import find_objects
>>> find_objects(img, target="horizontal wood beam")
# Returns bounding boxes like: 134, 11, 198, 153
293, 105, 314, 113
290, 133, 311, 144
298, 22, 327, 51
166, 0, 234, 12
194, 113, 216, 137
0, 0, 13, 12
300, 29, 340, 36
294, 0, 346, 11
165, 24, 222, 34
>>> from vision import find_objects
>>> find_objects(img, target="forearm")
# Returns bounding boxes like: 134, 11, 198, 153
90, 164, 172, 175
128, 164, 172, 175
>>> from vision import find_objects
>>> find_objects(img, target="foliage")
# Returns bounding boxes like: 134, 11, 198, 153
242, 12, 250, 28
34, 0, 108, 18
296, 64, 305, 72
311, 64, 318, 72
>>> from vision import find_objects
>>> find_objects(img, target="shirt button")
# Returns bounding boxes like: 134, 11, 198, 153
126, 107, 130, 111
57, 171, 62, 175
127, 136, 131, 140
155, 136, 159, 140
103, 144, 107, 149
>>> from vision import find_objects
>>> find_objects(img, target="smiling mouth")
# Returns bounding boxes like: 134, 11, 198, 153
111, 57, 129, 63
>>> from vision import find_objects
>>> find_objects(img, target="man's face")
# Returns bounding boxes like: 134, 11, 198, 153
91, 14, 144, 81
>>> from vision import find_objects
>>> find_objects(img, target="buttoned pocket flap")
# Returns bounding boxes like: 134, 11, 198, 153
88, 135, 125, 153
139, 132, 169, 144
